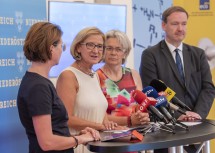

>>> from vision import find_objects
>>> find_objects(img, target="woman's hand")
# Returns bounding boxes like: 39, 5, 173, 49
131, 110, 150, 125
80, 127, 100, 141
102, 120, 118, 130
113, 125, 128, 130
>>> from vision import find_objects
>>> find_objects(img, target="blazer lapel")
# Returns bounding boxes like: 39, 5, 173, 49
160, 41, 185, 88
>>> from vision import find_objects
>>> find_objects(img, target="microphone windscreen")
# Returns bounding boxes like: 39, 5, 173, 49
142, 86, 159, 98
131, 90, 147, 105
150, 79, 167, 92
155, 96, 168, 107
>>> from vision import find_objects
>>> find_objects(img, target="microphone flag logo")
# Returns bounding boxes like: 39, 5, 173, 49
165, 87, 176, 102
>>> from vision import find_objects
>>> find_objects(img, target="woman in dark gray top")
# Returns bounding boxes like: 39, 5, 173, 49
17, 22, 100, 153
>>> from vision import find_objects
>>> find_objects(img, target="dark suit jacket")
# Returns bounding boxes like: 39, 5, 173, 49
139, 40, 215, 119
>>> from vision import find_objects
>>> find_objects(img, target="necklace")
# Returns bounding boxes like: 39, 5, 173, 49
76, 62, 95, 78
103, 65, 123, 82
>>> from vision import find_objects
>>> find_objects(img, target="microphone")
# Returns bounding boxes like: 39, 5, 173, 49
143, 86, 186, 115
148, 105, 169, 124
142, 86, 159, 98
157, 93, 189, 130
168, 103, 186, 115
158, 91, 186, 115
143, 86, 176, 124
131, 90, 168, 124
150, 79, 191, 111
155, 96, 176, 124
131, 90, 149, 112
143, 87, 188, 130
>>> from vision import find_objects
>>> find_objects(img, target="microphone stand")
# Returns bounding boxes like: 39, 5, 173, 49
152, 116, 189, 134
168, 109, 189, 131
147, 110, 188, 135
149, 114, 175, 134
156, 121, 175, 134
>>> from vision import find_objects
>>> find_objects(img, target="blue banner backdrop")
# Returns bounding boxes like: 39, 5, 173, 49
0, 0, 46, 152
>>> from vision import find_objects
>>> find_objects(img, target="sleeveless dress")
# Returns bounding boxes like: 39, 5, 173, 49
96, 67, 137, 117
63, 66, 108, 153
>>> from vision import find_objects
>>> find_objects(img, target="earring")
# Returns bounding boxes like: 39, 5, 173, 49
76, 53, 82, 60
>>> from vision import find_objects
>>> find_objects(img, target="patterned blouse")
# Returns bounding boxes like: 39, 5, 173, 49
97, 67, 137, 117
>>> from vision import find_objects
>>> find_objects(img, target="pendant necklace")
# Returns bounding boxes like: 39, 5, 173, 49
76, 62, 95, 78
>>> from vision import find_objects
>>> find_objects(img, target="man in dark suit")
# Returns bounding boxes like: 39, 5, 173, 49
139, 6, 215, 153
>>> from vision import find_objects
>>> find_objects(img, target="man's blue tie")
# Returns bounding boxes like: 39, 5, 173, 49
175, 49, 185, 84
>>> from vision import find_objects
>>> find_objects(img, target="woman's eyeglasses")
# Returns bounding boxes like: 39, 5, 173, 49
105, 46, 125, 53
80, 42, 104, 51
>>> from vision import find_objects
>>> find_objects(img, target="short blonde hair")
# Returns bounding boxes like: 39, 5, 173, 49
105, 30, 131, 64
70, 27, 105, 60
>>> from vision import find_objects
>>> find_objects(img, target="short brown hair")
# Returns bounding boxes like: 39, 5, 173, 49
162, 6, 189, 23
23, 22, 63, 63
70, 27, 105, 60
